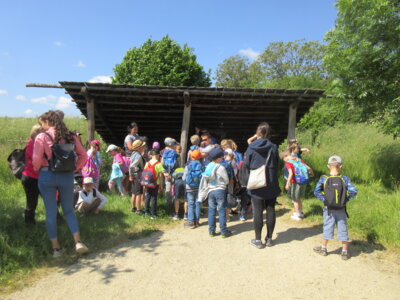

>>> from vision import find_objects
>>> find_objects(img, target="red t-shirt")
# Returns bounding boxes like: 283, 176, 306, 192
285, 157, 306, 183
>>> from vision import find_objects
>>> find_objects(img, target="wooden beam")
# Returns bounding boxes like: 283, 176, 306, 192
180, 91, 191, 164
82, 86, 95, 142
288, 102, 298, 140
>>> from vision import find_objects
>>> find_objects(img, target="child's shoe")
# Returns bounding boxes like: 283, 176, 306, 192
75, 242, 89, 254
221, 230, 232, 238
291, 213, 302, 221
184, 221, 196, 228
313, 246, 328, 256
183, 213, 188, 220
209, 232, 216, 237
172, 213, 179, 220
239, 215, 246, 222
52, 248, 62, 258
341, 251, 350, 260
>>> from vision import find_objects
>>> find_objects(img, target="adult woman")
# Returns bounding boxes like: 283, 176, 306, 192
21, 124, 43, 225
33, 110, 89, 257
244, 122, 281, 249
124, 122, 140, 158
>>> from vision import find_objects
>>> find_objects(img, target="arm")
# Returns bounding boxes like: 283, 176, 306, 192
314, 176, 326, 202
344, 176, 358, 201
218, 165, 229, 186
74, 135, 88, 171
247, 134, 257, 145
32, 133, 46, 172
285, 168, 293, 191
95, 189, 108, 209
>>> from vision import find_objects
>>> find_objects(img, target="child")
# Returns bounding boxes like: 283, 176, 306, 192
129, 139, 146, 214
222, 148, 239, 220
83, 140, 102, 189
171, 167, 186, 220
187, 135, 200, 162
182, 149, 203, 228
313, 155, 357, 260
76, 177, 108, 214
199, 148, 231, 238
162, 138, 180, 207
142, 149, 168, 219
106, 144, 127, 196
280, 149, 314, 220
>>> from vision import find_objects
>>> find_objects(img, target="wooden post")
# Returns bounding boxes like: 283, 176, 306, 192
82, 87, 95, 142
180, 91, 191, 165
288, 102, 298, 140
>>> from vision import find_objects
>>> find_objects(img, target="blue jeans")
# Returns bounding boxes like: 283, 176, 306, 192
208, 189, 228, 235
186, 190, 201, 222
38, 169, 79, 240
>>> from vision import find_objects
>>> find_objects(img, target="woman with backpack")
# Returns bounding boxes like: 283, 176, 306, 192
244, 122, 281, 249
32, 110, 89, 257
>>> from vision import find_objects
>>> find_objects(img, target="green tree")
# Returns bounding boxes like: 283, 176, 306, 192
324, 0, 400, 136
113, 36, 211, 87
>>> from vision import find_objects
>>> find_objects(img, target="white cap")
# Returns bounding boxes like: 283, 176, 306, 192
83, 177, 94, 185
106, 144, 118, 152
328, 155, 342, 164
224, 148, 234, 155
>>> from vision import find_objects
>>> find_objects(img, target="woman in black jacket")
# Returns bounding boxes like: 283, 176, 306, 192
244, 122, 281, 249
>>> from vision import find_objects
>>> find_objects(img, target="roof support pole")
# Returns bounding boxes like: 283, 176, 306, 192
288, 102, 298, 140
180, 91, 191, 165
82, 87, 95, 142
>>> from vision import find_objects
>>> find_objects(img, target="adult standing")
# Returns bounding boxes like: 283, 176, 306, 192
244, 122, 281, 249
21, 124, 43, 225
124, 122, 140, 157
33, 110, 89, 257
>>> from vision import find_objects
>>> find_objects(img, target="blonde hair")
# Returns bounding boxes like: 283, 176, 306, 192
220, 139, 238, 151
30, 124, 42, 139
190, 135, 200, 145
279, 149, 291, 160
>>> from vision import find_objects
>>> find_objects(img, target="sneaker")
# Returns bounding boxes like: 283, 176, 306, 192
136, 210, 144, 215
265, 238, 273, 247
313, 246, 328, 256
131, 207, 137, 213
239, 215, 246, 222
172, 214, 179, 220
183, 213, 188, 220
341, 251, 350, 260
299, 211, 305, 218
184, 221, 196, 228
209, 232, 216, 237
250, 239, 265, 249
53, 248, 62, 258
291, 213, 302, 221
221, 230, 232, 238
75, 242, 89, 254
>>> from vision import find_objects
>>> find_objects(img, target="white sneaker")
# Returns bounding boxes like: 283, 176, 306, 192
291, 213, 302, 221
300, 211, 305, 218
53, 248, 62, 258
75, 242, 89, 254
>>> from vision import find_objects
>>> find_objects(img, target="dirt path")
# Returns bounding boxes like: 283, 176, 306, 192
6, 208, 400, 300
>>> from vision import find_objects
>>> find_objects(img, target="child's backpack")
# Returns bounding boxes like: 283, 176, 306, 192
238, 161, 250, 187
140, 161, 160, 188
81, 153, 99, 179
234, 151, 244, 164
287, 158, 310, 184
221, 159, 234, 180
163, 149, 177, 174
186, 160, 203, 188
121, 156, 130, 174
7, 148, 26, 179
323, 175, 348, 209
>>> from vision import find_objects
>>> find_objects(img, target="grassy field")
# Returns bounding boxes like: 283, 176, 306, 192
0, 118, 399, 293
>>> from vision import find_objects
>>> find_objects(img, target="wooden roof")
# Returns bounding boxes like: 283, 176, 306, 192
59, 81, 325, 150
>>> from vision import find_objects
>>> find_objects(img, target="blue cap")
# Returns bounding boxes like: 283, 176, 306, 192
208, 148, 224, 161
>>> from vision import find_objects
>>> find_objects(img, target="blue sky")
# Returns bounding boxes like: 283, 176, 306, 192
0, 0, 337, 117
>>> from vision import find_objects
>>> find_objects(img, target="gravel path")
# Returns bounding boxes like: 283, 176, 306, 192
7, 208, 400, 300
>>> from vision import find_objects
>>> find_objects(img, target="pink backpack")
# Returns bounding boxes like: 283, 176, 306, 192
120, 156, 130, 174
81, 152, 99, 179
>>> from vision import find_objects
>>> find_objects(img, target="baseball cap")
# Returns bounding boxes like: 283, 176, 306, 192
190, 149, 203, 161
90, 140, 100, 148
83, 177, 94, 185
106, 144, 118, 152
209, 148, 225, 161
328, 155, 342, 165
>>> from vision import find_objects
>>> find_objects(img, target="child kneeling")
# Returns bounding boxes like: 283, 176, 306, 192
76, 177, 108, 214
313, 155, 357, 260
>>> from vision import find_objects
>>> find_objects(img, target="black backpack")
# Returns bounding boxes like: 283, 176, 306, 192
323, 175, 348, 210
7, 148, 26, 179
44, 133, 76, 172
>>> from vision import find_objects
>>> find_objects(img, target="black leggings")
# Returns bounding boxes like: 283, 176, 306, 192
21, 175, 40, 218
252, 197, 276, 240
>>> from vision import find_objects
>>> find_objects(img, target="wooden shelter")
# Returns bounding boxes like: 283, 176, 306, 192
28, 82, 325, 162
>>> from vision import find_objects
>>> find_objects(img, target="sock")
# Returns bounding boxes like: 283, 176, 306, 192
321, 245, 327, 250
342, 249, 348, 254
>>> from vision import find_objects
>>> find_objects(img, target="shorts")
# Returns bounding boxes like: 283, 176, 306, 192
322, 207, 349, 241
174, 179, 186, 199
131, 174, 143, 195
288, 183, 306, 201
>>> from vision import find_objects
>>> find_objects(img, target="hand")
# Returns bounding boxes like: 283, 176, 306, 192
285, 183, 290, 191
129, 176, 134, 182
308, 169, 314, 177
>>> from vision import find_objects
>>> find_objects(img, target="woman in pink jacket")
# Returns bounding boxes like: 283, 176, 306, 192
32, 110, 89, 257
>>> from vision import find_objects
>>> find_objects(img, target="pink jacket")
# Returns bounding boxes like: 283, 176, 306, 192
22, 138, 39, 179
32, 127, 87, 172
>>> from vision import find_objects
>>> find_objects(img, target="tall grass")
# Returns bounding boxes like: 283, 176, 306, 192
291, 124, 400, 248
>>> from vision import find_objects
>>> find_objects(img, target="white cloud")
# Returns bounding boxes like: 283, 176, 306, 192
24, 109, 34, 115
88, 75, 112, 83
16, 95, 26, 101
31, 94, 57, 105
76, 60, 86, 68
239, 48, 260, 60
53, 41, 65, 47
0, 89, 7, 95
55, 96, 72, 109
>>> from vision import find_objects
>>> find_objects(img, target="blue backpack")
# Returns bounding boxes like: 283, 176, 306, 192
221, 159, 234, 180
234, 151, 243, 164
288, 158, 310, 184
186, 161, 203, 188
163, 149, 177, 174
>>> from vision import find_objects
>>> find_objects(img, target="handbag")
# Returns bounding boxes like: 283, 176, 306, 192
246, 148, 272, 190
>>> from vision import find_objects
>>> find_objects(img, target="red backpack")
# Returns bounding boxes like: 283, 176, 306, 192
140, 161, 160, 188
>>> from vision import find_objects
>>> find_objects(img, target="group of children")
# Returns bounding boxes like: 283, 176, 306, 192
75, 132, 358, 260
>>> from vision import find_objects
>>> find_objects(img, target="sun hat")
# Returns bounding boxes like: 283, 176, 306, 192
209, 148, 225, 161
152, 141, 160, 149
83, 177, 94, 185
132, 139, 146, 151
190, 149, 203, 161
328, 155, 342, 165
106, 144, 118, 153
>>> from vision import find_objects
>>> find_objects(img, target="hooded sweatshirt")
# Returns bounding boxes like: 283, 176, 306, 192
244, 138, 281, 200
198, 161, 229, 202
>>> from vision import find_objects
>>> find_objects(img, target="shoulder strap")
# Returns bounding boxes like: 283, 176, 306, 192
44, 132, 55, 144
265, 147, 273, 166
93, 188, 97, 197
